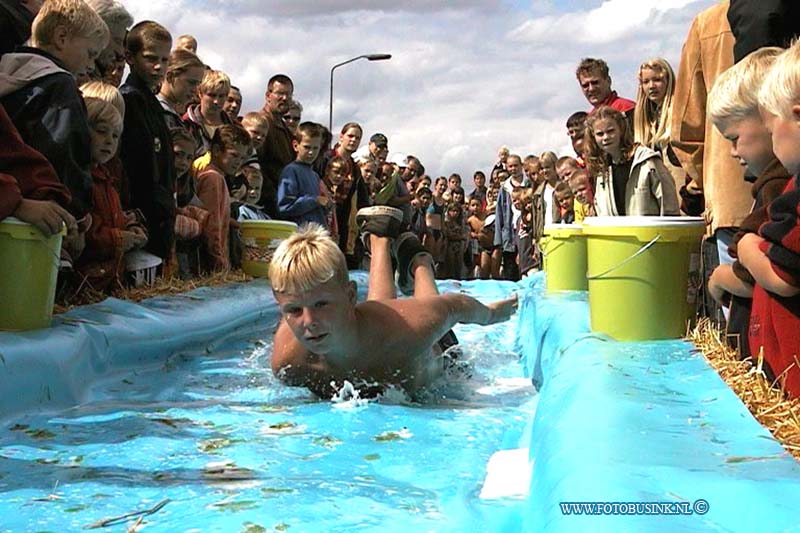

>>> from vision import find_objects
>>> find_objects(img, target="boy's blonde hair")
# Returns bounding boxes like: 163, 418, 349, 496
269, 224, 349, 294
539, 151, 558, 168
759, 44, 800, 120
80, 80, 124, 117
242, 111, 269, 131
85, 96, 122, 132
710, 47, 783, 127
198, 69, 231, 96
32, 0, 110, 49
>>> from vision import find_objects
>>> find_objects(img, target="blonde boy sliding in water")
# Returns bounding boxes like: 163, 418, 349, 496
270, 206, 519, 398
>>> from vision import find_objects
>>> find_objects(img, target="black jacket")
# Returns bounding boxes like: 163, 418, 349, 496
728, 0, 800, 62
119, 71, 176, 260
0, 47, 92, 218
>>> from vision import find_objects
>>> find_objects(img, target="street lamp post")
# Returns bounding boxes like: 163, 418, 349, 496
329, 54, 392, 133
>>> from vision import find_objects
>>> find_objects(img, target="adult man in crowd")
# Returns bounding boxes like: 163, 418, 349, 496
258, 74, 295, 217
576, 58, 635, 117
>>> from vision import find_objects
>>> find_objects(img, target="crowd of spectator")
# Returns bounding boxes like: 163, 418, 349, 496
0, 0, 799, 399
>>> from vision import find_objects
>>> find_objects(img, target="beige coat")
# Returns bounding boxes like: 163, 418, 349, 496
670, 0, 751, 232
594, 146, 681, 217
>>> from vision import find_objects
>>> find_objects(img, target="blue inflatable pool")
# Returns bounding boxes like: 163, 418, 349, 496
0, 273, 798, 532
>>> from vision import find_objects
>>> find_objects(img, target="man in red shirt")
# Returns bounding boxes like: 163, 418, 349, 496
576, 57, 635, 117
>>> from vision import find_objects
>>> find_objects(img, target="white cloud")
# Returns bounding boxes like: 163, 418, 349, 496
122, 0, 716, 186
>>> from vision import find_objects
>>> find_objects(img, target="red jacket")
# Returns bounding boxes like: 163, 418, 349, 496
76, 165, 127, 290
0, 103, 70, 220
590, 91, 635, 115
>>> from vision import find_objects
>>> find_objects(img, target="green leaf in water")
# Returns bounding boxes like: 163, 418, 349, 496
275, 523, 290, 531
211, 499, 258, 513
34, 458, 60, 465
311, 436, 342, 449
10, 424, 29, 432
64, 504, 89, 513
260, 487, 296, 496
241, 523, 267, 533
268, 421, 296, 430
197, 438, 233, 453
26, 429, 55, 440
364, 454, 380, 461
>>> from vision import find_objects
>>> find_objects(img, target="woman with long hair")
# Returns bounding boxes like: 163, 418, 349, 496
633, 58, 686, 195
585, 106, 680, 217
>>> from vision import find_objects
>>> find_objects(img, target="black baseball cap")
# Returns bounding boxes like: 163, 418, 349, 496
370, 133, 388, 147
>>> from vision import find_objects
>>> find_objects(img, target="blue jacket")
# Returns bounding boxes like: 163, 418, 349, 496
276, 161, 327, 227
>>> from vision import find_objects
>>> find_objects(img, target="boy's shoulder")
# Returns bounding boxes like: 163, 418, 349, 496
0, 50, 78, 103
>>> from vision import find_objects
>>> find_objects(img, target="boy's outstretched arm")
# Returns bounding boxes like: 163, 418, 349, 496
440, 292, 519, 326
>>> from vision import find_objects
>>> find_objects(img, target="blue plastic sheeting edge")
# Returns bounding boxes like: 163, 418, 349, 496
0, 280, 276, 423
517, 272, 800, 532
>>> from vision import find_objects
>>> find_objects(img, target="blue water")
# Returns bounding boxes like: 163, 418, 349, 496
0, 280, 537, 532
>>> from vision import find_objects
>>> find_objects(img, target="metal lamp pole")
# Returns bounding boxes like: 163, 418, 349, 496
329, 54, 392, 133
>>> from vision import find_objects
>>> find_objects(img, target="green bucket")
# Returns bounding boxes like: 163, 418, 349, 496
0, 218, 64, 331
583, 216, 705, 341
542, 224, 587, 292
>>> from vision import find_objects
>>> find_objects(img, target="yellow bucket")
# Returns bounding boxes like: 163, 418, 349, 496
582, 216, 705, 341
240, 220, 298, 278
541, 224, 587, 291
0, 218, 64, 331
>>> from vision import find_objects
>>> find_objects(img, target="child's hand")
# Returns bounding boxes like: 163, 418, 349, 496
13, 198, 77, 237
130, 226, 148, 247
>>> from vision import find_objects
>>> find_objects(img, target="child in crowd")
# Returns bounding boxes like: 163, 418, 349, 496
494, 155, 529, 281
555, 156, 581, 182
321, 156, 348, 241
469, 171, 488, 208
0, 0, 109, 222
120, 20, 176, 265
172, 128, 208, 278
443, 173, 462, 203
241, 112, 270, 153
196, 123, 252, 271
185, 69, 233, 158
451, 186, 466, 207
512, 187, 535, 275
467, 198, 486, 278
442, 202, 467, 279
585, 106, 680, 216
411, 186, 432, 247
77, 93, 147, 291
427, 176, 448, 273
276, 122, 330, 227
539, 151, 559, 225
552, 181, 576, 224
705, 47, 790, 359
223, 86, 242, 122
569, 169, 595, 223
486, 187, 499, 215
735, 41, 800, 398
566, 111, 588, 162
157, 48, 205, 130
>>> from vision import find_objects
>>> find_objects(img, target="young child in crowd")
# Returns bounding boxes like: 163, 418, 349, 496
196, 123, 252, 271
512, 187, 536, 275
321, 156, 348, 241
185, 69, 233, 158
120, 20, 176, 265
0, 0, 109, 247
241, 112, 270, 154
427, 176, 448, 272
443, 173, 462, 203
734, 42, 800, 398
539, 151, 559, 225
486, 187, 499, 215
469, 171, 488, 208
552, 181, 576, 224
276, 122, 330, 228
467, 197, 486, 278
411, 186, 432, 246
585, 106, 680, 216
171, 128, 208, 278
451, 186, 466, 207
77, 92, 148, 291
566, 111, 588, 163
442, 202, 468, 279
705, 47, 791, 360
555, 156, 581, 182
568, 169, 595, 223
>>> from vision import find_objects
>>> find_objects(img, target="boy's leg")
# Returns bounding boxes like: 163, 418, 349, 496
367, 234, 397, 301
356, 205, 404, 301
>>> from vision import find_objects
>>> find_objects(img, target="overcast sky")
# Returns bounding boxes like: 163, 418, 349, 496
124, 0, 717, 181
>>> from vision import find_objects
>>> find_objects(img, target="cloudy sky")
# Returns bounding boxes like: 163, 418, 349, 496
124, 0, 717, 182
